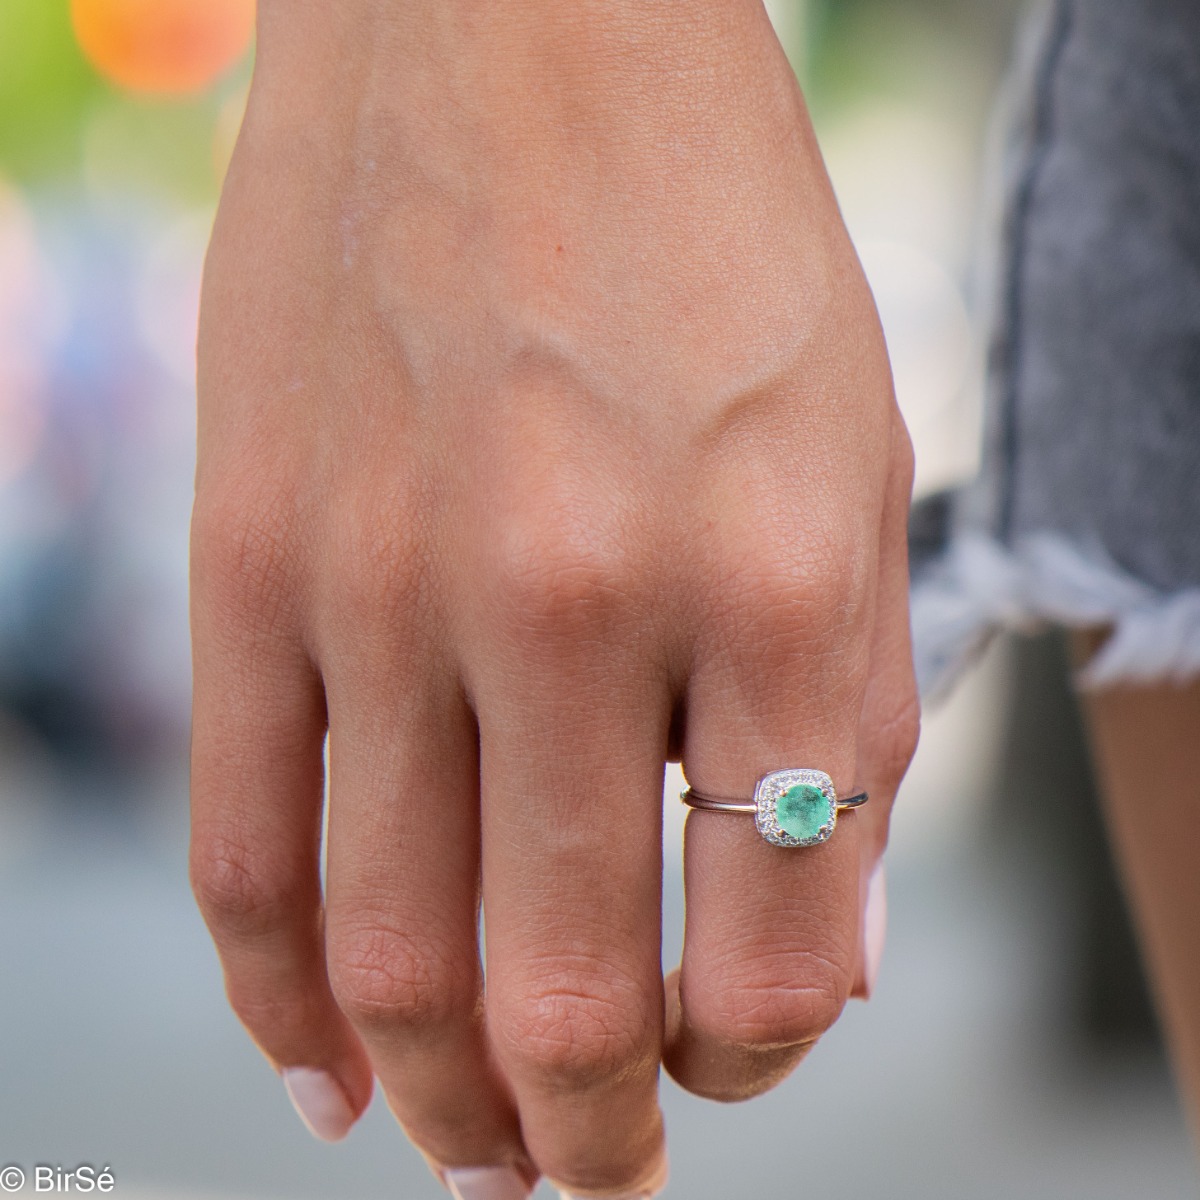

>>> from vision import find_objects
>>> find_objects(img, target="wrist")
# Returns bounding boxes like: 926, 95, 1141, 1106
256, 0, 767, 76
249, 0, 802, 160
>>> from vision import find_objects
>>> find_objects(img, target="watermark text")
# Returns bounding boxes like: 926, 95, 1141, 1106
0, 1164, 116, 1193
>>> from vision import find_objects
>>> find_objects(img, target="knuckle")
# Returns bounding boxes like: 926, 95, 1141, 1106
190, 831, 308, 942
723, 525, 873, 644
714, 558, 872, 699
688, 956, 848, 1048
498, 975, 658, 1091
785, 542, 872, 634
325, 482, 429, 631
191, 479, 302, 627
485, 499, 640, 641
329, 922, 473, 1036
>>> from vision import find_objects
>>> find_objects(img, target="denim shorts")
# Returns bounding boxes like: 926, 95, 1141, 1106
911, 0, 1200, 696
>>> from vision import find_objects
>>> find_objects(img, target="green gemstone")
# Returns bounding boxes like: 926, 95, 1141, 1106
775, 783, 832, 842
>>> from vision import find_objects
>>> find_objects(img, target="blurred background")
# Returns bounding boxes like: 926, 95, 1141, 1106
0, 1, 1196, 1196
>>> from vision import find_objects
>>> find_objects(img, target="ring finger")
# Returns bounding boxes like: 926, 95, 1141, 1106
663, 526, 873, 1100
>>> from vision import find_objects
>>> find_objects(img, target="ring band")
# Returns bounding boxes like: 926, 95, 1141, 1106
681, 768, 867, 848
682, 790, 869, 814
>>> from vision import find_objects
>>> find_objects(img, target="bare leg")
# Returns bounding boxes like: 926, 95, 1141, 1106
1074, 633, 1200, 1145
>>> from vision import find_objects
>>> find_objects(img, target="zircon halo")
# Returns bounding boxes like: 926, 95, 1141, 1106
754, 769, 838, 848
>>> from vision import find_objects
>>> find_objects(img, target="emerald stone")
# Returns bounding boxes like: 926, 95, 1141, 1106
775, 783, 832, 842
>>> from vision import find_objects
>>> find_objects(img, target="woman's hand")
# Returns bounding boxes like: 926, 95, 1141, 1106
189, 1, 918, 1195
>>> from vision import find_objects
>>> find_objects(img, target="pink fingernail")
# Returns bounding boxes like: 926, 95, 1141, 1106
281, 1067, 357, 1142
445, 1167, 532, 1200
862, 860, 888, 998
556, 1193, 649, 1200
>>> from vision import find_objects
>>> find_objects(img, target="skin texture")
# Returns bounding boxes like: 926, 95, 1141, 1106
189, 1, 919, 1194
1075, 634, 1200, 1146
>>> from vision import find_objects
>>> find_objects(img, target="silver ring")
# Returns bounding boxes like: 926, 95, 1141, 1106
681, 768, 867, 848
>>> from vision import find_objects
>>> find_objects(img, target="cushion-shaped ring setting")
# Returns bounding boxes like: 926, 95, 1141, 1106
679, 769, 866, 847
754, 768, 838, 848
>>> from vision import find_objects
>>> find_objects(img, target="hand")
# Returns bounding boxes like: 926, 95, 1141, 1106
189, 1, 918, 1195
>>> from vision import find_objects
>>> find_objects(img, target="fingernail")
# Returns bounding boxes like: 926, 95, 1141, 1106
281, 1067, 357, 1142
862, 860, 888, 998
444, 1167, 532, 1200
556, 1193, 648, 1200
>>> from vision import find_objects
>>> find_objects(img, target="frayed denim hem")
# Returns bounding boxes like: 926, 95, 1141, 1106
911, 532, 1200, 702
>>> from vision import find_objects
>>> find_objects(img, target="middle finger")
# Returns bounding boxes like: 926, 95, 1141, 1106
471, 593, 671, 1199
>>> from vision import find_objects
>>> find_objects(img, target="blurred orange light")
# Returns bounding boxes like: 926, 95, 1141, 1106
71, 0, 254, 96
